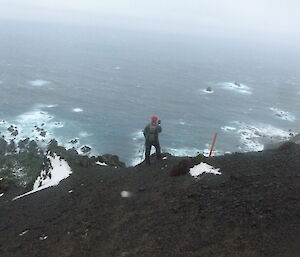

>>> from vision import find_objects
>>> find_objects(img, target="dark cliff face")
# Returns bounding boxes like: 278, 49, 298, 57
0, 138, 126, 190
0, 143, 300, 257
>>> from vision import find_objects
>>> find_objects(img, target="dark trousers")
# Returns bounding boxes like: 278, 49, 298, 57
145, 141, 161, 164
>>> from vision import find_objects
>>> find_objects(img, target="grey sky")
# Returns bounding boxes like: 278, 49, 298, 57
1, 0, 300, 43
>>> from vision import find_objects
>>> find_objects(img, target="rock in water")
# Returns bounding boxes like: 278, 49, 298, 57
81, 145, 92, 154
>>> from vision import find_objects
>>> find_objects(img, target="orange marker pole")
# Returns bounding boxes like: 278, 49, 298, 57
209, 133, 218, 157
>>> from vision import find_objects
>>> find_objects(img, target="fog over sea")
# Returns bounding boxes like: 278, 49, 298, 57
1, 21, 299, 165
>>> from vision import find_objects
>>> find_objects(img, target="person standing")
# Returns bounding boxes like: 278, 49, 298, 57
143, 115, 162, 165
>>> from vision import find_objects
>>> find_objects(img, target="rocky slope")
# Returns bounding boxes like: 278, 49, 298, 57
0, 142, 300, 257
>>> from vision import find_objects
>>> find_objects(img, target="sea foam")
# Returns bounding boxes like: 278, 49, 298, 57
220, 82, 252, 95
28, 80, 50, 87
269, 107, 295, 122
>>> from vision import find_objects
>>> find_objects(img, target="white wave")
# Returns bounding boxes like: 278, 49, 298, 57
0, 106, 65, 150
28, 80, 50, 87
201, 88, 214, 94
130, 130, 145, 166
79, 131, 92, 138
220, 82, 252, 95
232, 121, 291, 152
202, 147, 223, 157
13, 153, 72, 200
269, 107, 295, 122
72, 108, 83, 113
221, 126, 237, 132
165, 147, 201, 157
45, 104, 58, 108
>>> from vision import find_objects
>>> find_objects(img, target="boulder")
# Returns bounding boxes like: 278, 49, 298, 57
0, 138, 7, 155
102, 154, 125, 167
81, 145, 92, 154
170, 158, 193, 176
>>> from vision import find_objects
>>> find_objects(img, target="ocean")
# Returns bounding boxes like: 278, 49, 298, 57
1, 20, 299, 165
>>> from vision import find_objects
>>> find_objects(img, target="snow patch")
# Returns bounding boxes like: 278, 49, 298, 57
96, 161, 108, 166
0, 193, 4, 197
13, 153, 72, 200
189, 162, 221, 177
19, 230, 29, 236
39, 235, 48, 241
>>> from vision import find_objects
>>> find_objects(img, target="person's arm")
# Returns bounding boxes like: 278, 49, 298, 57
157, 125, 162, 133
143, 125, 149, 137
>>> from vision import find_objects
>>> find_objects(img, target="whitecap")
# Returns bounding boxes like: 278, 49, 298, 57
130, 130, 146, 166
269, 107, 295, 122
0, 106, 65, 150
221, 126, 237, 132
201, 88, 214, 94
28, 80, 50, 87
232, 121, 291, 152
45, 104, 58, 108
165, 147, 201, 157
79, 131, 92, 138
220, 82, 252, 95
72, 108, 83, 113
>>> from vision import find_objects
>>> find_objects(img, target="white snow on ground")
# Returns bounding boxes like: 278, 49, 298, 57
19, 230, 29, 236
96, 161, 108, 166
13, 153, 72, 200
269, 107, 295, 122
189, 162, 221, 178
0, 193, 4, 197
28, 80, 50, 87
72, 108, 83, 113
39, 235, 48, 240
220, 82, 252, 95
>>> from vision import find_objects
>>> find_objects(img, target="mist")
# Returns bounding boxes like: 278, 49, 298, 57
1, 0, 300, 47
